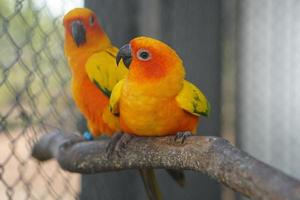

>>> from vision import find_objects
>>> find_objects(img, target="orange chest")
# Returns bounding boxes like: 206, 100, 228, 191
71, 75, 109, 117
69, 55, 109, 111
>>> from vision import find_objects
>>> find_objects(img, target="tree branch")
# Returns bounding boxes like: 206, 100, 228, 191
32, 131, 300, 200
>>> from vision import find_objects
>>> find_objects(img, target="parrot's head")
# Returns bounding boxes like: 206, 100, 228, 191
63, 8, 110, 54
116, 36, 185, 81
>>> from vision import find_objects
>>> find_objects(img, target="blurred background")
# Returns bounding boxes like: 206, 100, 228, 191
0, 0, 299, 199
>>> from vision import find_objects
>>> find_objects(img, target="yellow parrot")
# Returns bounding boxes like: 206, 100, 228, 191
63, 8, 183, 200
110, 36, 210, 200
110, 36, 210, 138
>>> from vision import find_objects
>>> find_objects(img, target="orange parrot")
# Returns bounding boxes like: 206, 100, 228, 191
110, 37, 210, 200
111, 36, 210, 139
63, 8, 127, 139
63, 8, 184, 200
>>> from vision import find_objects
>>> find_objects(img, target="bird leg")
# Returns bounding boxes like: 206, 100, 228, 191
174, 131, 192, 144
106, 132, 133, 158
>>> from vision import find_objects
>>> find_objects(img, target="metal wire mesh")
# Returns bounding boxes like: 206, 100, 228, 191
0, 0, 83, 199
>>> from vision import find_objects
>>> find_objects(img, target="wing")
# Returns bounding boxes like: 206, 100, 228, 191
85, 46, 128, 97
176, 80, 210, 117
109, 79, 125, 115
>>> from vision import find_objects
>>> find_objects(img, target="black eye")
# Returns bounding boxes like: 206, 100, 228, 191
137, 49, 151, 61
89, 15, 95, 26
140, 51, 149, 59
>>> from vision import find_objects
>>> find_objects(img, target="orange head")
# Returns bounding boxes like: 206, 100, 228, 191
116, 36, 185, 81
63, 8, 111, 56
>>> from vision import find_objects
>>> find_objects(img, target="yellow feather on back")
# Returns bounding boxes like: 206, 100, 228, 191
109, 79, 125, 115
85, 47, 128, 97
176, 80, 211, 117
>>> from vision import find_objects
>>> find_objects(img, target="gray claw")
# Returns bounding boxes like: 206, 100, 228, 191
174, 131, 192, 144
106, 133, 133, 158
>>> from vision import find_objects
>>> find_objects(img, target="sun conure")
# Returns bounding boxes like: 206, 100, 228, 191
63, 8, 127, 138
63, 8, 184, 200
111, 36, 210, 200
111, 36, 210, 138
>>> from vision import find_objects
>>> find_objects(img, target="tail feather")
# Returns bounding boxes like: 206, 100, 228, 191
139, 169, 163, 200
166, 169, 186, 187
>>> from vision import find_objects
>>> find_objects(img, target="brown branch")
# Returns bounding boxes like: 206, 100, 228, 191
32, 131, 300, 200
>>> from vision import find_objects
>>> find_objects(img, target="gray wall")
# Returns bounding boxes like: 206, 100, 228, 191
81, 0, 222, 199
237, 1, 300, 198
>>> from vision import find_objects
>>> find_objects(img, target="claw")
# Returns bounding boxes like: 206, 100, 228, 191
106, 132, 133, 158
106, 132, 123, 157
174, 131, 192, 144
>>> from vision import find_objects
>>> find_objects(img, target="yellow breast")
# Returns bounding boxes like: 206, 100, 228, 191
119, 80, 198, 136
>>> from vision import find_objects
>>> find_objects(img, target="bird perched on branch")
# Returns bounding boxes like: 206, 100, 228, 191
63, 8, 184, 200
111, 36, 210, 140
63, 8, 127, 140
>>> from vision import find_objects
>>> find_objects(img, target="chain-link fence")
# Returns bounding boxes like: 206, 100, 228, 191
0, 0, 83, 199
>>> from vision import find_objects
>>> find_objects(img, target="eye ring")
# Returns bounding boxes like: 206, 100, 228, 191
137, 49, 151, 61
89, 15, 95, 26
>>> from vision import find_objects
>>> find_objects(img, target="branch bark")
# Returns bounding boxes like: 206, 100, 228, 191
32, 131, 300, 200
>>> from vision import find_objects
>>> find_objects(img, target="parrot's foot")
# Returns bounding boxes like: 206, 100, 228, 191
106, 133, 133, 158
83, 131, 94, 141
106, 132, 123, 157
174, 131, 192, 144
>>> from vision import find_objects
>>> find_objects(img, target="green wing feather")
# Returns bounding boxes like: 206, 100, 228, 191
85, 47, 128, 97
176, 80, 210, 117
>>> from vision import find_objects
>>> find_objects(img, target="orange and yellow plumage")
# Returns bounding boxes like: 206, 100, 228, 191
63, 9, 179, 199
110, 36, 210, 136
63, 8, 127, 136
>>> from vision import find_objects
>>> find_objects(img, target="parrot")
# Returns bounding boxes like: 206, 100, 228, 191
63, 8, 127, 139
110, 36, 210, 139
63, 8, 184, 200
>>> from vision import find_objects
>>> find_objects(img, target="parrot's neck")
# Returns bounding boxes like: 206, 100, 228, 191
126, 70, 185, 98
64, 33, 111, 59
126, 62, 185, 97
65, 34, 112, 79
